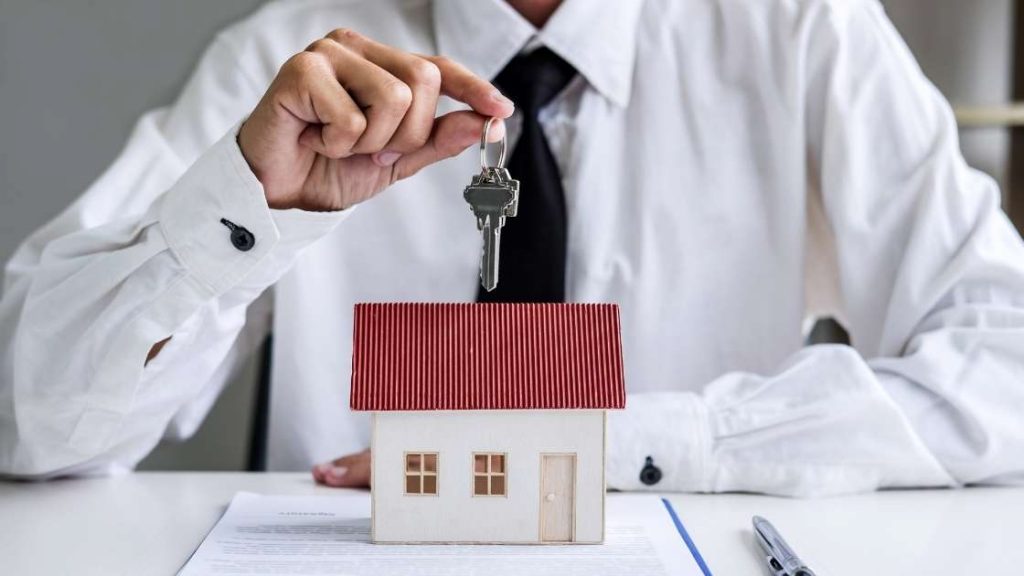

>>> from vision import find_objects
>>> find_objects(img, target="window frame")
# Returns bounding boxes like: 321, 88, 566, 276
472, 452, 508, 497
403, 452, 439, 496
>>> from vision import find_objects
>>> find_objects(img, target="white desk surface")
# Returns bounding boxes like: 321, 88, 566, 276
0, 472, 1018, 575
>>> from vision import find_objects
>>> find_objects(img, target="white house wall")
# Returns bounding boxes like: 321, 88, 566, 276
372, 410, 605, 543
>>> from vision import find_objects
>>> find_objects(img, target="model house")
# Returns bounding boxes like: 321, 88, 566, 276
350, 302, 627, 544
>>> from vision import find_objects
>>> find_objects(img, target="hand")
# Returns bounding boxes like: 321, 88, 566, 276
238, 29, 513, 212
312, 449, 371, 488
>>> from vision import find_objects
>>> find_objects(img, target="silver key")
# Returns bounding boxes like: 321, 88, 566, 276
465, 168, 518, 291
464, 118, 519, 292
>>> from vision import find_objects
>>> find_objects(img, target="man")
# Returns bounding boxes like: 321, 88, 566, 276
2, 0, 1023, 497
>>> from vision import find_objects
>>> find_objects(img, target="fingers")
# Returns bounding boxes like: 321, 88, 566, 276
306, 38, 411, 155
424, 54, 515, 119
312, 449, 371, 488
318, 30, 514, 155
273, 51, 367, 159
284, 29, 514, 167
393, 112, 505, 181
286, 58, 366, 158
329, 31, 513, 125
329, 30, 442, 155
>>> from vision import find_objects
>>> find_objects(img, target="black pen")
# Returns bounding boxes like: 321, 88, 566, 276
752, 515, 817, 576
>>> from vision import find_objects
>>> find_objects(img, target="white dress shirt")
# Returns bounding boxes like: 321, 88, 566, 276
2, 0, 1024, 496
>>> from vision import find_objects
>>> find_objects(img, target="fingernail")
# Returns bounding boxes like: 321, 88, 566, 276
491, 91, 514, 109
327, 466, 349, 481
313, 463, 331, 475
373, 150, 402, 166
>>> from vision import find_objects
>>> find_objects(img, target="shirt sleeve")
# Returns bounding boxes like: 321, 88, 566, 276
0, 31, 348, 477
608, 0, 1024, 497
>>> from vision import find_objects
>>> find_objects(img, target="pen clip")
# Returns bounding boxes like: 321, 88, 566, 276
753, 516, 793, 576
766, 555, 789, 576
753, 516, 817, 576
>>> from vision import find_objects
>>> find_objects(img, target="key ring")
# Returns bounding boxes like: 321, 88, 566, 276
479, 117, 507, 171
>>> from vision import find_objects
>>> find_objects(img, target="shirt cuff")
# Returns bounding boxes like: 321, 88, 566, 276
606, 392, 713, 492
159, 125, 349, 296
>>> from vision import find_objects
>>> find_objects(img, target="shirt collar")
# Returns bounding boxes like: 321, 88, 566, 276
433, 0, 645, 107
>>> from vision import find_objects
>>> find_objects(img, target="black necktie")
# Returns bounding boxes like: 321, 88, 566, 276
476, 48, 577, 303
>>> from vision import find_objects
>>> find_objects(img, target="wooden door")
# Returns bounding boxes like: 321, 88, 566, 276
539, 454, 576, 542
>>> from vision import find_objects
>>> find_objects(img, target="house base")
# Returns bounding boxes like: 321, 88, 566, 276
370, 410, 607, 544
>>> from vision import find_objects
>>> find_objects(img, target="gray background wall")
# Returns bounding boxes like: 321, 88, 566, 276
0, 0, 1016, 471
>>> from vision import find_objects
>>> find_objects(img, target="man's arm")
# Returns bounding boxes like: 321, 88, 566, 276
0, 24, 513, 478
608, 0, 1024, 496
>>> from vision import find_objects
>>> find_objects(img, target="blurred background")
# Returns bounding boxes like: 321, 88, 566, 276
0, 0, 1019, 471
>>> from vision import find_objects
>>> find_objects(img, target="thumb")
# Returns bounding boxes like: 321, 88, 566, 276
392, 111, 506, 181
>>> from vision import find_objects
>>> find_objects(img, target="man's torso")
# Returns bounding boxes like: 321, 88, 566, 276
216, 0, 832, 468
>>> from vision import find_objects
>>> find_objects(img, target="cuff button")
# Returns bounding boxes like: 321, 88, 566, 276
220, 218, 255, 252
640, 456, 662, 486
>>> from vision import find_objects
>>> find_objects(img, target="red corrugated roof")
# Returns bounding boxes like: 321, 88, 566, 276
350, 303, 626, 411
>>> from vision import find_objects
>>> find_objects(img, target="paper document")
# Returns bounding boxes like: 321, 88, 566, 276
179, 492, 707, 576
